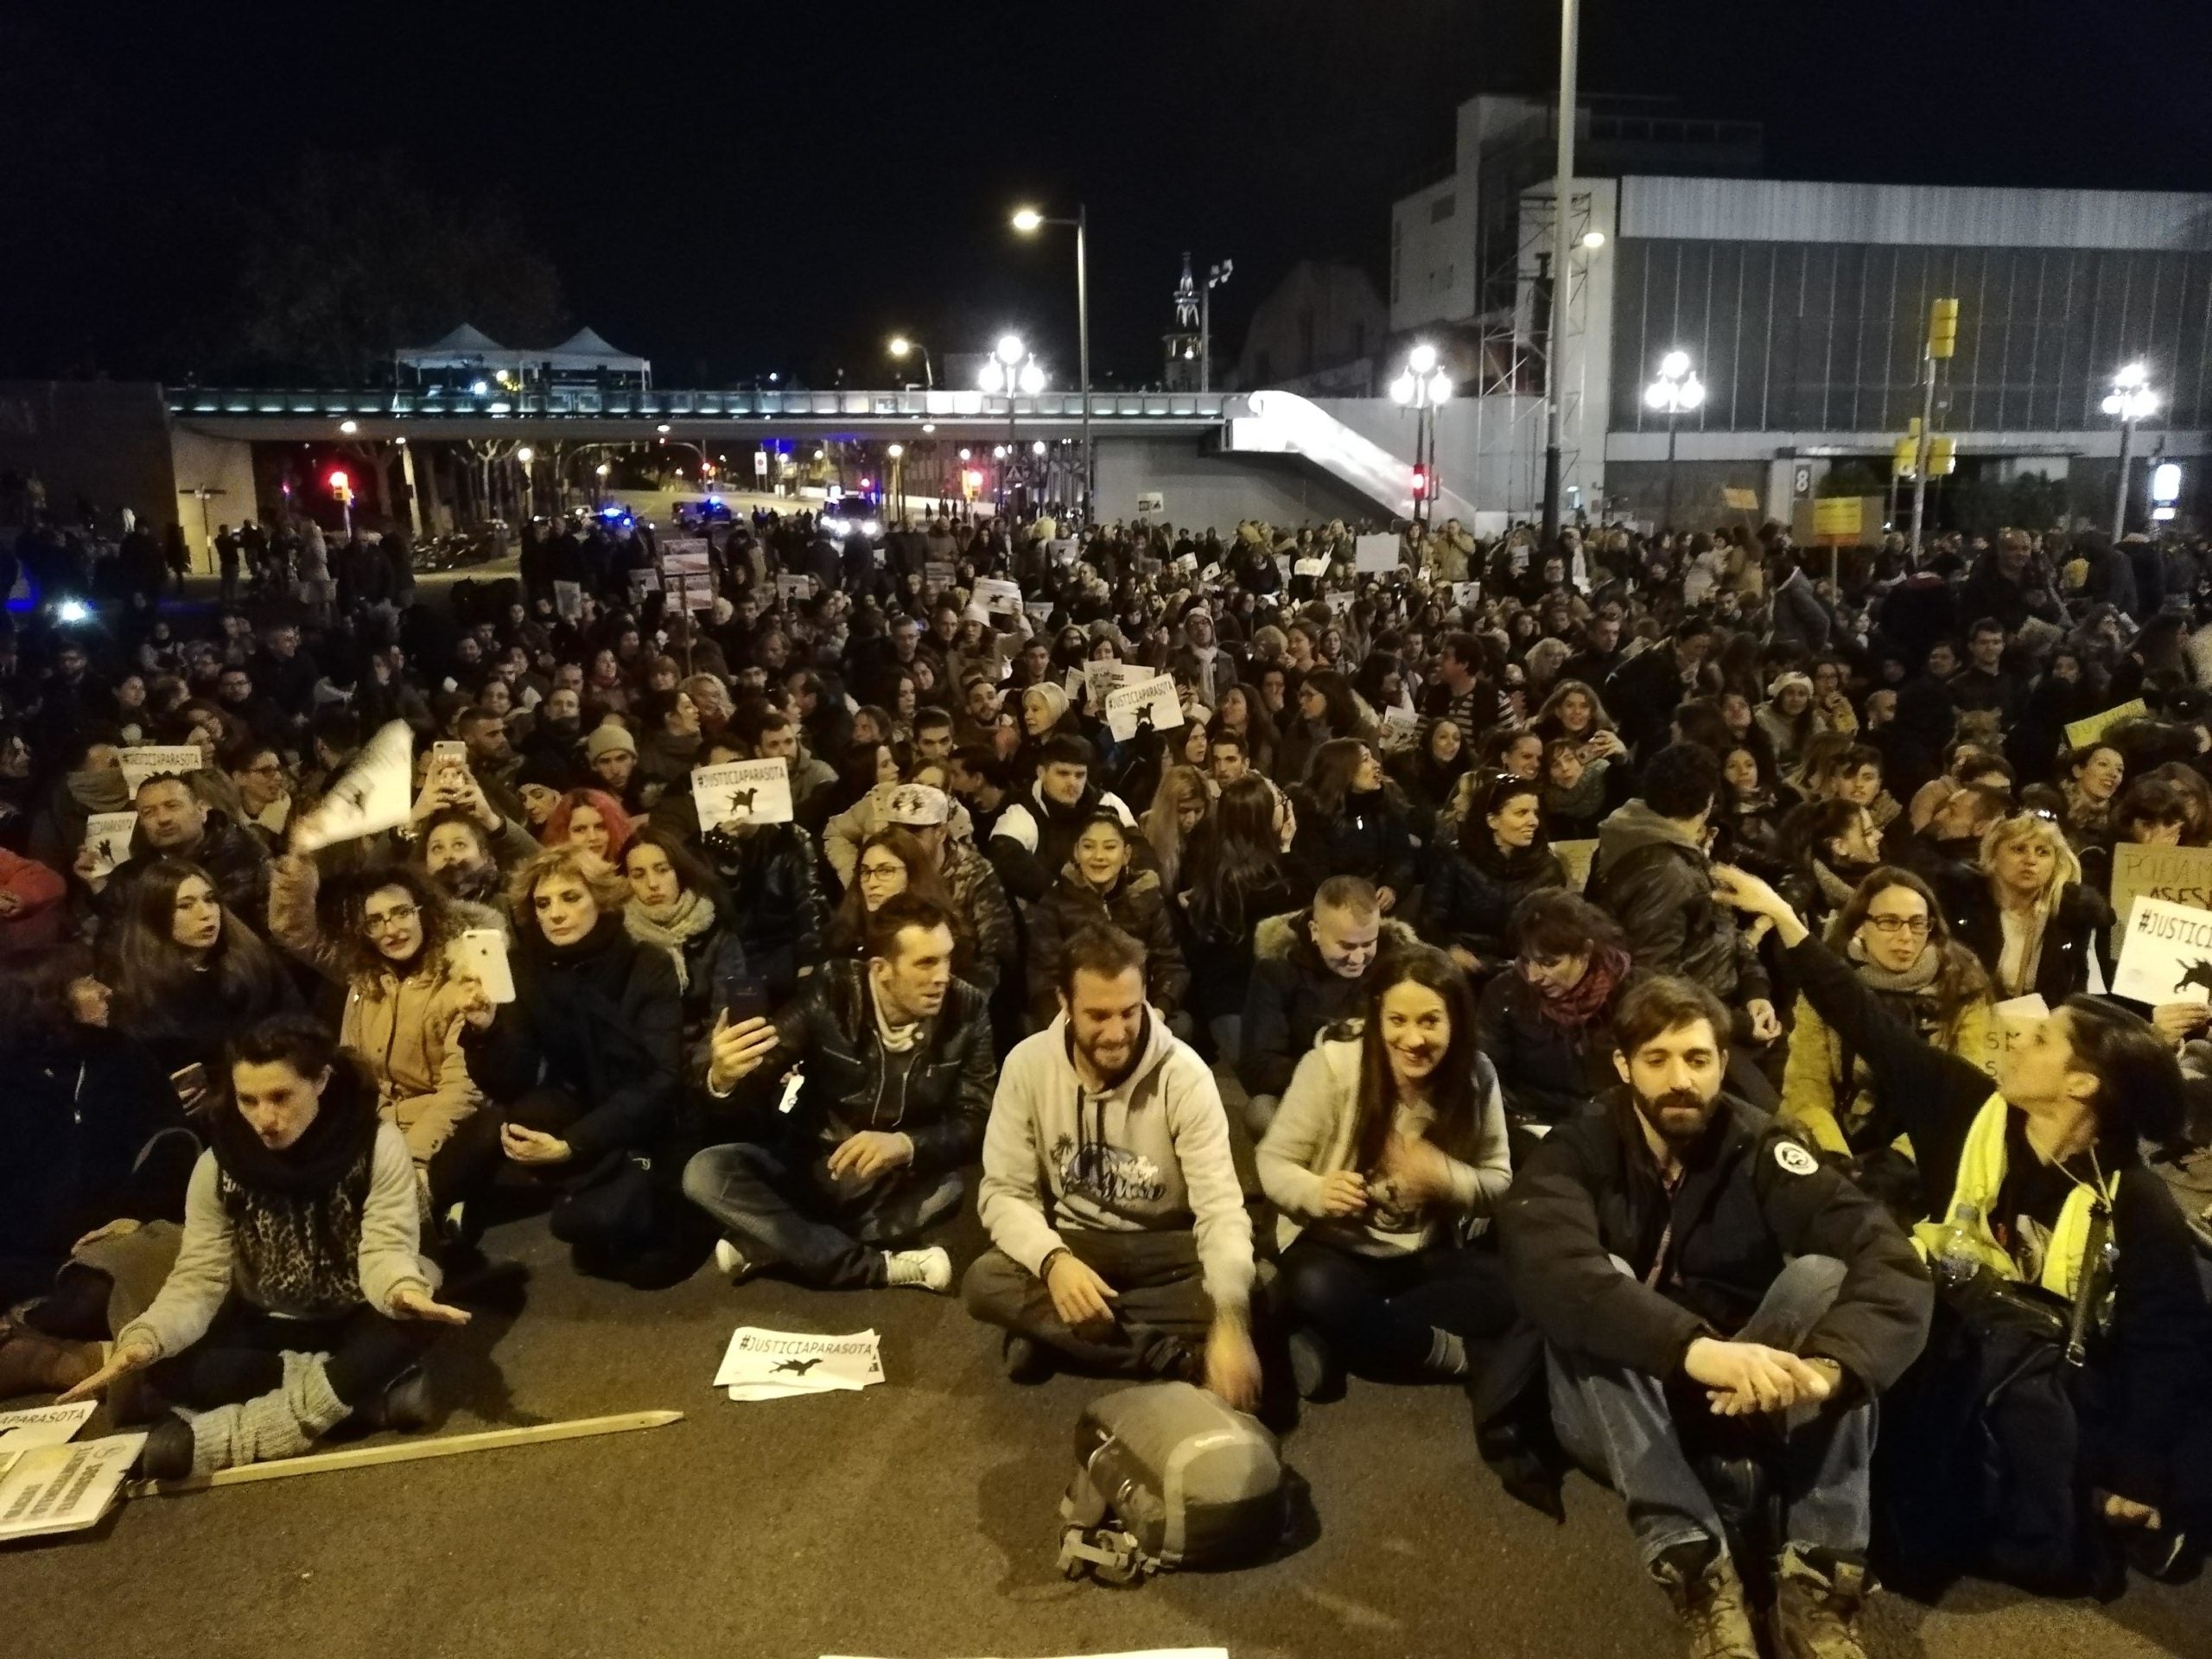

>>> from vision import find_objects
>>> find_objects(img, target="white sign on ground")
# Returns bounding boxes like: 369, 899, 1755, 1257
693, 758, 793, 830
715, 1326, 884, 1402
0, 1435, 144, 1541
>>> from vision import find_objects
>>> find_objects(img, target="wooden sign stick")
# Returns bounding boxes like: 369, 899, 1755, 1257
128, 1408, 683, 1497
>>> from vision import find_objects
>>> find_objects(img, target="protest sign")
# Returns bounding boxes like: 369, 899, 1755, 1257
1103, 673, 1184, 741
1323, 589, 1353, 613
2064, 698, 2147, 750
2108, 842, 2212, 954
291, 722, 413, 853
2113, 894, 2212, 1006
659, 539, 712, 575
449, 927, 516, 1004
1354, 533, 1400, 575
974, 576, 1023, 616
1293, 556, 1328, 578
82, 812, 138, 879
678, 575, 717, 612
1973, 994, 2050, 1077
692, 758, 794, 830
1046, 539, 1077, 565
714, 1325, 884, 1402
0, 1435, 143, 1542
923, 559, 957, 588
1082, 659, 1148, 706
1376, 705, 1421, 752
629, 569, 662, 592
1024, 598, 1055, 622
1451, 581, 1480, 610
0, 1402, 95, 1461
1553, 839, 1599, 893
118, 744, 203, 798
775, 574, 813, 601
1135, 491, 1165, 514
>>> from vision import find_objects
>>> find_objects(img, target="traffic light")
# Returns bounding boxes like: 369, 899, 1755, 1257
1411, 465, 1430, 499
327, 469, 352, 503
1927, 436, 1956, 476
1928, 297, 1960, 359
1892, 438, 1919, 475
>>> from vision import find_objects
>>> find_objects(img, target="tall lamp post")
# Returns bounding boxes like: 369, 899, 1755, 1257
1643, 350, 1705, 532
2102, 361, 2158, 540
1011, 204, 1090, 525
887, 336, 934, 389
979, 334, 1046, 518
1389, 343, 1452, 524
1202, 259, 1233, 393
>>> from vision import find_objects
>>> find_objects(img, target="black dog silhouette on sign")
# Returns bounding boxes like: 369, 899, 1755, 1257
772, 1357, 821, 1376
724, 788, 758, 817
2176, 958, 2212, 997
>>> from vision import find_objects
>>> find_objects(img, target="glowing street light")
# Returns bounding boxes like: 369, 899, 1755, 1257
2104, 361, 2159, 537
1389, 346, 1452, 523
1009, 207, 1044, 233
1643, 349, 1707, 530
338, 418, 359, 435
887, 334, 934, 388
1011, 202, 1093, 523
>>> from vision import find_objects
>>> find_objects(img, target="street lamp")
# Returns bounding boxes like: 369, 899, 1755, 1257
1201, 259, 1233, 392
2102, 361, 2158, 539
887, 335, 934, 389
1643, 349, 1706, 531
516, 446, 535, 520
1011, 202, 1091, 525
1389, 345, 1453, 524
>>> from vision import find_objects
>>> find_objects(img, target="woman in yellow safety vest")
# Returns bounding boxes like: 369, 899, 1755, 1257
1715, 862, 2209, 1575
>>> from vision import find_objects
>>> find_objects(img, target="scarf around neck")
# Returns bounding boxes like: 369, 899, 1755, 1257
626, 889, 716, 989
1844, 933, 1943, 996
1535, 944, 1629, 1031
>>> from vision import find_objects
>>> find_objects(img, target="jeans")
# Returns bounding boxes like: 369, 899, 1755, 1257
1277, 1231, 1517, 1375
682, 1141, 963, 1290
963, 1230, 1217, 1378
1546, 1255, 1872, 1566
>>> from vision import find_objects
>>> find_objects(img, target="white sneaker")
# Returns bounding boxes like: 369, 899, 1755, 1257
712, 1238, 758, 1284
882, 1246, 952, 1294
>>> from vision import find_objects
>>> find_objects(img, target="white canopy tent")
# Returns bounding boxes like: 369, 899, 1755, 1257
392, 324, 650, 387
538, 327, 652, 385
393, 323, 524, 378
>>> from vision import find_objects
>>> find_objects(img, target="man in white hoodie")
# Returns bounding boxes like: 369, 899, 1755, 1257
963, 923, 1262, 1406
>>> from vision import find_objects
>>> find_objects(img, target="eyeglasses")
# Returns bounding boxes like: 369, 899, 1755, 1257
858, 864, 906, 882
364, 904, 419, 931
1863, 914, 1930, 936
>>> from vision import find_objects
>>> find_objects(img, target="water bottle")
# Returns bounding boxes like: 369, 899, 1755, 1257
1933, 1200, 1984, 1292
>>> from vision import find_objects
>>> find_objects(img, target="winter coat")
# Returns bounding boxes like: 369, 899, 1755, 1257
1474, 961, 1642, 1128
1766, 565, 1834, 653
1418, 836, 1566, 969
711, 957, 994, 1177
1289, 785, 1419, 901
0, 846, 67, 952
1500, 1087, 1932, 1394
109, 813, 274, 924
1237, 909, 1419, 1101
987, 779, 1137, 905
461, 915, 683, 1162
701, 822, 830, 1004
1939, 874, 2110, 1006
1780, 966, 1996, 1159
820, 782, 978, 888
1588, 799, 1770, 1017
1025, 864, 1190, 1023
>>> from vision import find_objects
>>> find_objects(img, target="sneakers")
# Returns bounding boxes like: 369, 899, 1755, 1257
1649, 1538, 1760, 1659
1771, 1546, 1870, 1659
1001, 1331, 1052, 1384
711, 1238, 759, 1285
1287, 1327, 1343, 1401
881, 1246, 953, 1294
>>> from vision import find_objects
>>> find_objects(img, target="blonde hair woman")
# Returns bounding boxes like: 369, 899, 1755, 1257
1948, 810, 2109, 1002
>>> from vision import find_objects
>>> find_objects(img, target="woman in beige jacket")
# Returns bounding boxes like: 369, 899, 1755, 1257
1257, 945, 1516, 1399
269, 855, 483, 1222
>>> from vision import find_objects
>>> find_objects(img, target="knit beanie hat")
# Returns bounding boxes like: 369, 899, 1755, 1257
585, 723, 638, 761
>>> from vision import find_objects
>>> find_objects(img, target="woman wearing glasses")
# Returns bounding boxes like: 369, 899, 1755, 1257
1780, 866, 1994, 1185
268, 855, 486, 1225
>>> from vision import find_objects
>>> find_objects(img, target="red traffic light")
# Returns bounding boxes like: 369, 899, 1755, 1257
1411, 466, 1429, 498
327, 469, 350, 493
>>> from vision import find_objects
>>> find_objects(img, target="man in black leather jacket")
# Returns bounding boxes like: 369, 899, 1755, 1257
682, 894, 992, 1294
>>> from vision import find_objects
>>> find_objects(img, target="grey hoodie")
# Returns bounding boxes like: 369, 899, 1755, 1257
978, 1007, 1254, 1316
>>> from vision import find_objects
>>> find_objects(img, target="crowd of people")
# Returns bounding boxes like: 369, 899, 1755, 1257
3, 498, 2212, 1657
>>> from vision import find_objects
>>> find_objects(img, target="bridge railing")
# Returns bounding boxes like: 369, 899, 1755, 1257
168, 388, 1239, 422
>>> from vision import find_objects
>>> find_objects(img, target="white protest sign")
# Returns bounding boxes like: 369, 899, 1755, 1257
714, 1325, 884, 1402
1293, 556, 1328, 578
775, 574, 813, 601
1354, 532, 1400, 574
2108, 842, 2212, 955
2113, 894, 2212, 1006
0, 1435, 143, 1542
659, 539, 712, 575
1975, 993, 2051, 1077
974, 576, 1024, 616
1135, 491, 1165, 514
1103, 673, 1184, 741
679, 575, 717, 612
1024, 597, 1056, 622
449, 927, 516, 1004
1376, 705, 1421, 752
0, 1402, 95, 1459
693, 758, 794, 830
291, 721, 414, 853
630, 569, 663, 592
1082, 659, 1148, 706
1046, 538, 1078, 566
118, 745, 202, 798
1452, 581, 1480, 610
1323, 588, 1353, 613
923, 559, 958, 588
82, 812, 138, 879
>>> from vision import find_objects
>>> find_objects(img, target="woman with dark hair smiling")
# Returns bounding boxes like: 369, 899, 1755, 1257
1292, 737, 1419, 914
1420, 771, 1566, 978
1259, 944, 1514, 1398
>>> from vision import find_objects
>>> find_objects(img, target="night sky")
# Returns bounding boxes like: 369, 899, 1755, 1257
6, 1, 2209, 389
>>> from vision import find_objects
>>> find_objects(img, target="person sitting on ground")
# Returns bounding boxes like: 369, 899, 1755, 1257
621, 824, 753, 1042
1179, 774, 1307, 1063
696, 753, 830, 1006
1239, 874, 1409, 1135
1716, 862, 2211, 1593
1474, 892, 1642, 1141
544, 786, 635, 868
267, 855, 486, 1225
1942, 810, 2111, 1004
79, 770, 273, 921
821, 775, 977, 890
1497, 976, 1931, 1659
823, 826, 973, 974
105, 856, 299, 1084
1290, 737, 1420, 915
879, 781, 1015, 996
1419, 768, 1567, 980
987, 734, 1138, 904
1024, 810, 1191, 1032
456, 845, 683, 1279
683, 893, 991, 1296
963, 922, 1261, 1405
1259, 945, 1516, 1400
60, 1015, 473, 1479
